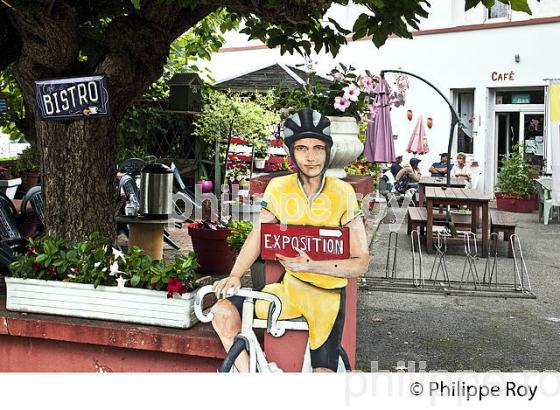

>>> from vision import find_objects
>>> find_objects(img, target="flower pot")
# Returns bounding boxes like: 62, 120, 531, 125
324, 116, 363, 179
495, 192, 538, 213
450, 210, 472, 225
4, 277, 198, 328
254, 158, 266, 169
187, 223, 236, 276
23, 170, 41, 187
198, 179, 213, 193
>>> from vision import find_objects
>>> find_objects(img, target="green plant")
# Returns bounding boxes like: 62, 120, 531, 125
12, 144, 39, 175
496, 144, 538, 198
253, 140, 269, 158
9, 233, 199, 298
226, 220, 254, 254
226, 164, 249, 184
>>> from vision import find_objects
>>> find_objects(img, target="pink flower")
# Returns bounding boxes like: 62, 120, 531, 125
334, 96, 351, 112
332, 72, 345, 82
358, 75, 374, 93
343, 84, 360, 102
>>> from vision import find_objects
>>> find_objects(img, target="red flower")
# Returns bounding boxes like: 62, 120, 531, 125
166, 277, 187, 297
26, 246, 38, 256
48, 266, 57, 279
32, 263, 41, 271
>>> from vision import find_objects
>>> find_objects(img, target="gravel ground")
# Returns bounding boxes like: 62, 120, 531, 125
358, 206, 560, 371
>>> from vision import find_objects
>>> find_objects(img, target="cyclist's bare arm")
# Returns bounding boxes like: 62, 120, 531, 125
213, 208, 277, 298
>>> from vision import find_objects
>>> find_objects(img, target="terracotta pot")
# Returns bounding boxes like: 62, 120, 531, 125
187, 223, 235, 276
24, 170, 41, 187
427, 117, 433, 129
407, 110, 413, 121
495, 192, 538, 213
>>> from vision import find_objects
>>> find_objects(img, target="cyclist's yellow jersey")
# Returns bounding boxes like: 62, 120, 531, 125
261, 173, 362, 289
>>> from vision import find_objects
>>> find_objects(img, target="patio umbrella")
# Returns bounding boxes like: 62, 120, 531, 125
406, 115, 430, 155
364, 78, 396, 163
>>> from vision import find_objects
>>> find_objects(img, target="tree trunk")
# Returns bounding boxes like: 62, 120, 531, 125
6, 1, 215, 243
38, 118, 118, 242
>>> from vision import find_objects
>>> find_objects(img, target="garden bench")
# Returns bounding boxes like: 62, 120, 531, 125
490, 210, 516, 258
407, 207, 428, 235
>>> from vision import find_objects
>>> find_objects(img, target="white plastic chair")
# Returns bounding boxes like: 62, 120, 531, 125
536, 177, 558, 225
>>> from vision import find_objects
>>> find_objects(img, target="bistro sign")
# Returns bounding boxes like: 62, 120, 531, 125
260, 223, 350, 261
33, 75, 110, 120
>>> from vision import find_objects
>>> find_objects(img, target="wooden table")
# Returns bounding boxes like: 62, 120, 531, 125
425, 187, 491, 257
418, 176, 466, 206
116, 215, 178, 260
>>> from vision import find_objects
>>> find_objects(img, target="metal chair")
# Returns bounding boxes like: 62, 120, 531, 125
0, 192, 24, 248
20, 185, 45, 226
118, 158, 146, 177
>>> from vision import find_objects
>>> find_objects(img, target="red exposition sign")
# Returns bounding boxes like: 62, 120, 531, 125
260, 223, 350, 261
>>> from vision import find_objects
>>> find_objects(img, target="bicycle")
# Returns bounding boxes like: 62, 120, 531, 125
194, 285, 352, 373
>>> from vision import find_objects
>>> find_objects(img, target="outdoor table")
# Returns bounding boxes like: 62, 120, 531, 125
425, 187, 491, 257
418, 176, 466, 206
116, 215, 179, 260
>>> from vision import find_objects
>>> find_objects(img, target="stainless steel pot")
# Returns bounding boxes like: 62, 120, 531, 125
139, 163, 173, 218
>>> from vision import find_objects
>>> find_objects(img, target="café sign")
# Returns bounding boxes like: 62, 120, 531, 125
261, 223, 350, 261
33, 75, 110, 120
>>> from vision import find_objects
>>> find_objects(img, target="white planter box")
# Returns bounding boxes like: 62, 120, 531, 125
4, 277, 198, 329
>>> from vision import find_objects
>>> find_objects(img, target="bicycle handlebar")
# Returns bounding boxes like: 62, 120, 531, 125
194, 285, 285, 337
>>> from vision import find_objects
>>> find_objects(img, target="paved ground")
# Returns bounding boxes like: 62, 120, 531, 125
358, 205, 560, 371
162, 207, 560, 372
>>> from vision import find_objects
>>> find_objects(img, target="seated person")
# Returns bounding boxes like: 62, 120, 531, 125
429, 153, 453, 177
395, 158, 422, 192
451, 152, 472, 188
390, 155, 403, 178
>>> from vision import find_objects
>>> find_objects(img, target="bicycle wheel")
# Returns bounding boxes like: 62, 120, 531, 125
219, 335, 249, 373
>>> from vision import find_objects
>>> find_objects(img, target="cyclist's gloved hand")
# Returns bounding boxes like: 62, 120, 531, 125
213, 276, 241, 299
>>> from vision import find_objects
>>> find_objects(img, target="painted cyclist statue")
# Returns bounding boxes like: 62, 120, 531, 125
211, 108, 370, 372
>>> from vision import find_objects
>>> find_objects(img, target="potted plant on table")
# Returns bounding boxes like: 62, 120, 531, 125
450, 206, 472, 225
495, 145, 538, 213
5, 233, 201, 328
12, 144, 40, 193
252, 140, 269, 170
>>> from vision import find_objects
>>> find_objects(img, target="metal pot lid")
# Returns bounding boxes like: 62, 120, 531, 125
141, 163, 172, 174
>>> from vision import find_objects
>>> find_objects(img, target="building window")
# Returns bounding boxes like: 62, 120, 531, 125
488, 3, 510, 19
457, 91, 474, 154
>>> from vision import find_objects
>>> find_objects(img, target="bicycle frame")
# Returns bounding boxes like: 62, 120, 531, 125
195, 285, 309, 372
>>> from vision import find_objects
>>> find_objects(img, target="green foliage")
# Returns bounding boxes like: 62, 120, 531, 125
143, 9, 238, 101
0, 66, 25, 140
12, 144, 39, 175
226, 220, 254, 254
9, 233, 199, 296
193, 89, 279, 152
277, 64, 378, 119
116, 105, 190, 162
495, 144, 538, 198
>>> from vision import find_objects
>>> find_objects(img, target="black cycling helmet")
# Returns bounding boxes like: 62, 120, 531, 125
283, 108, 333, 175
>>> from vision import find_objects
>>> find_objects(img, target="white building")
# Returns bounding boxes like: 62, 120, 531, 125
204, 0, 560, 194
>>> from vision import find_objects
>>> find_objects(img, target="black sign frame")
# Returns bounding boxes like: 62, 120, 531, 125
33, 75, 111, 121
